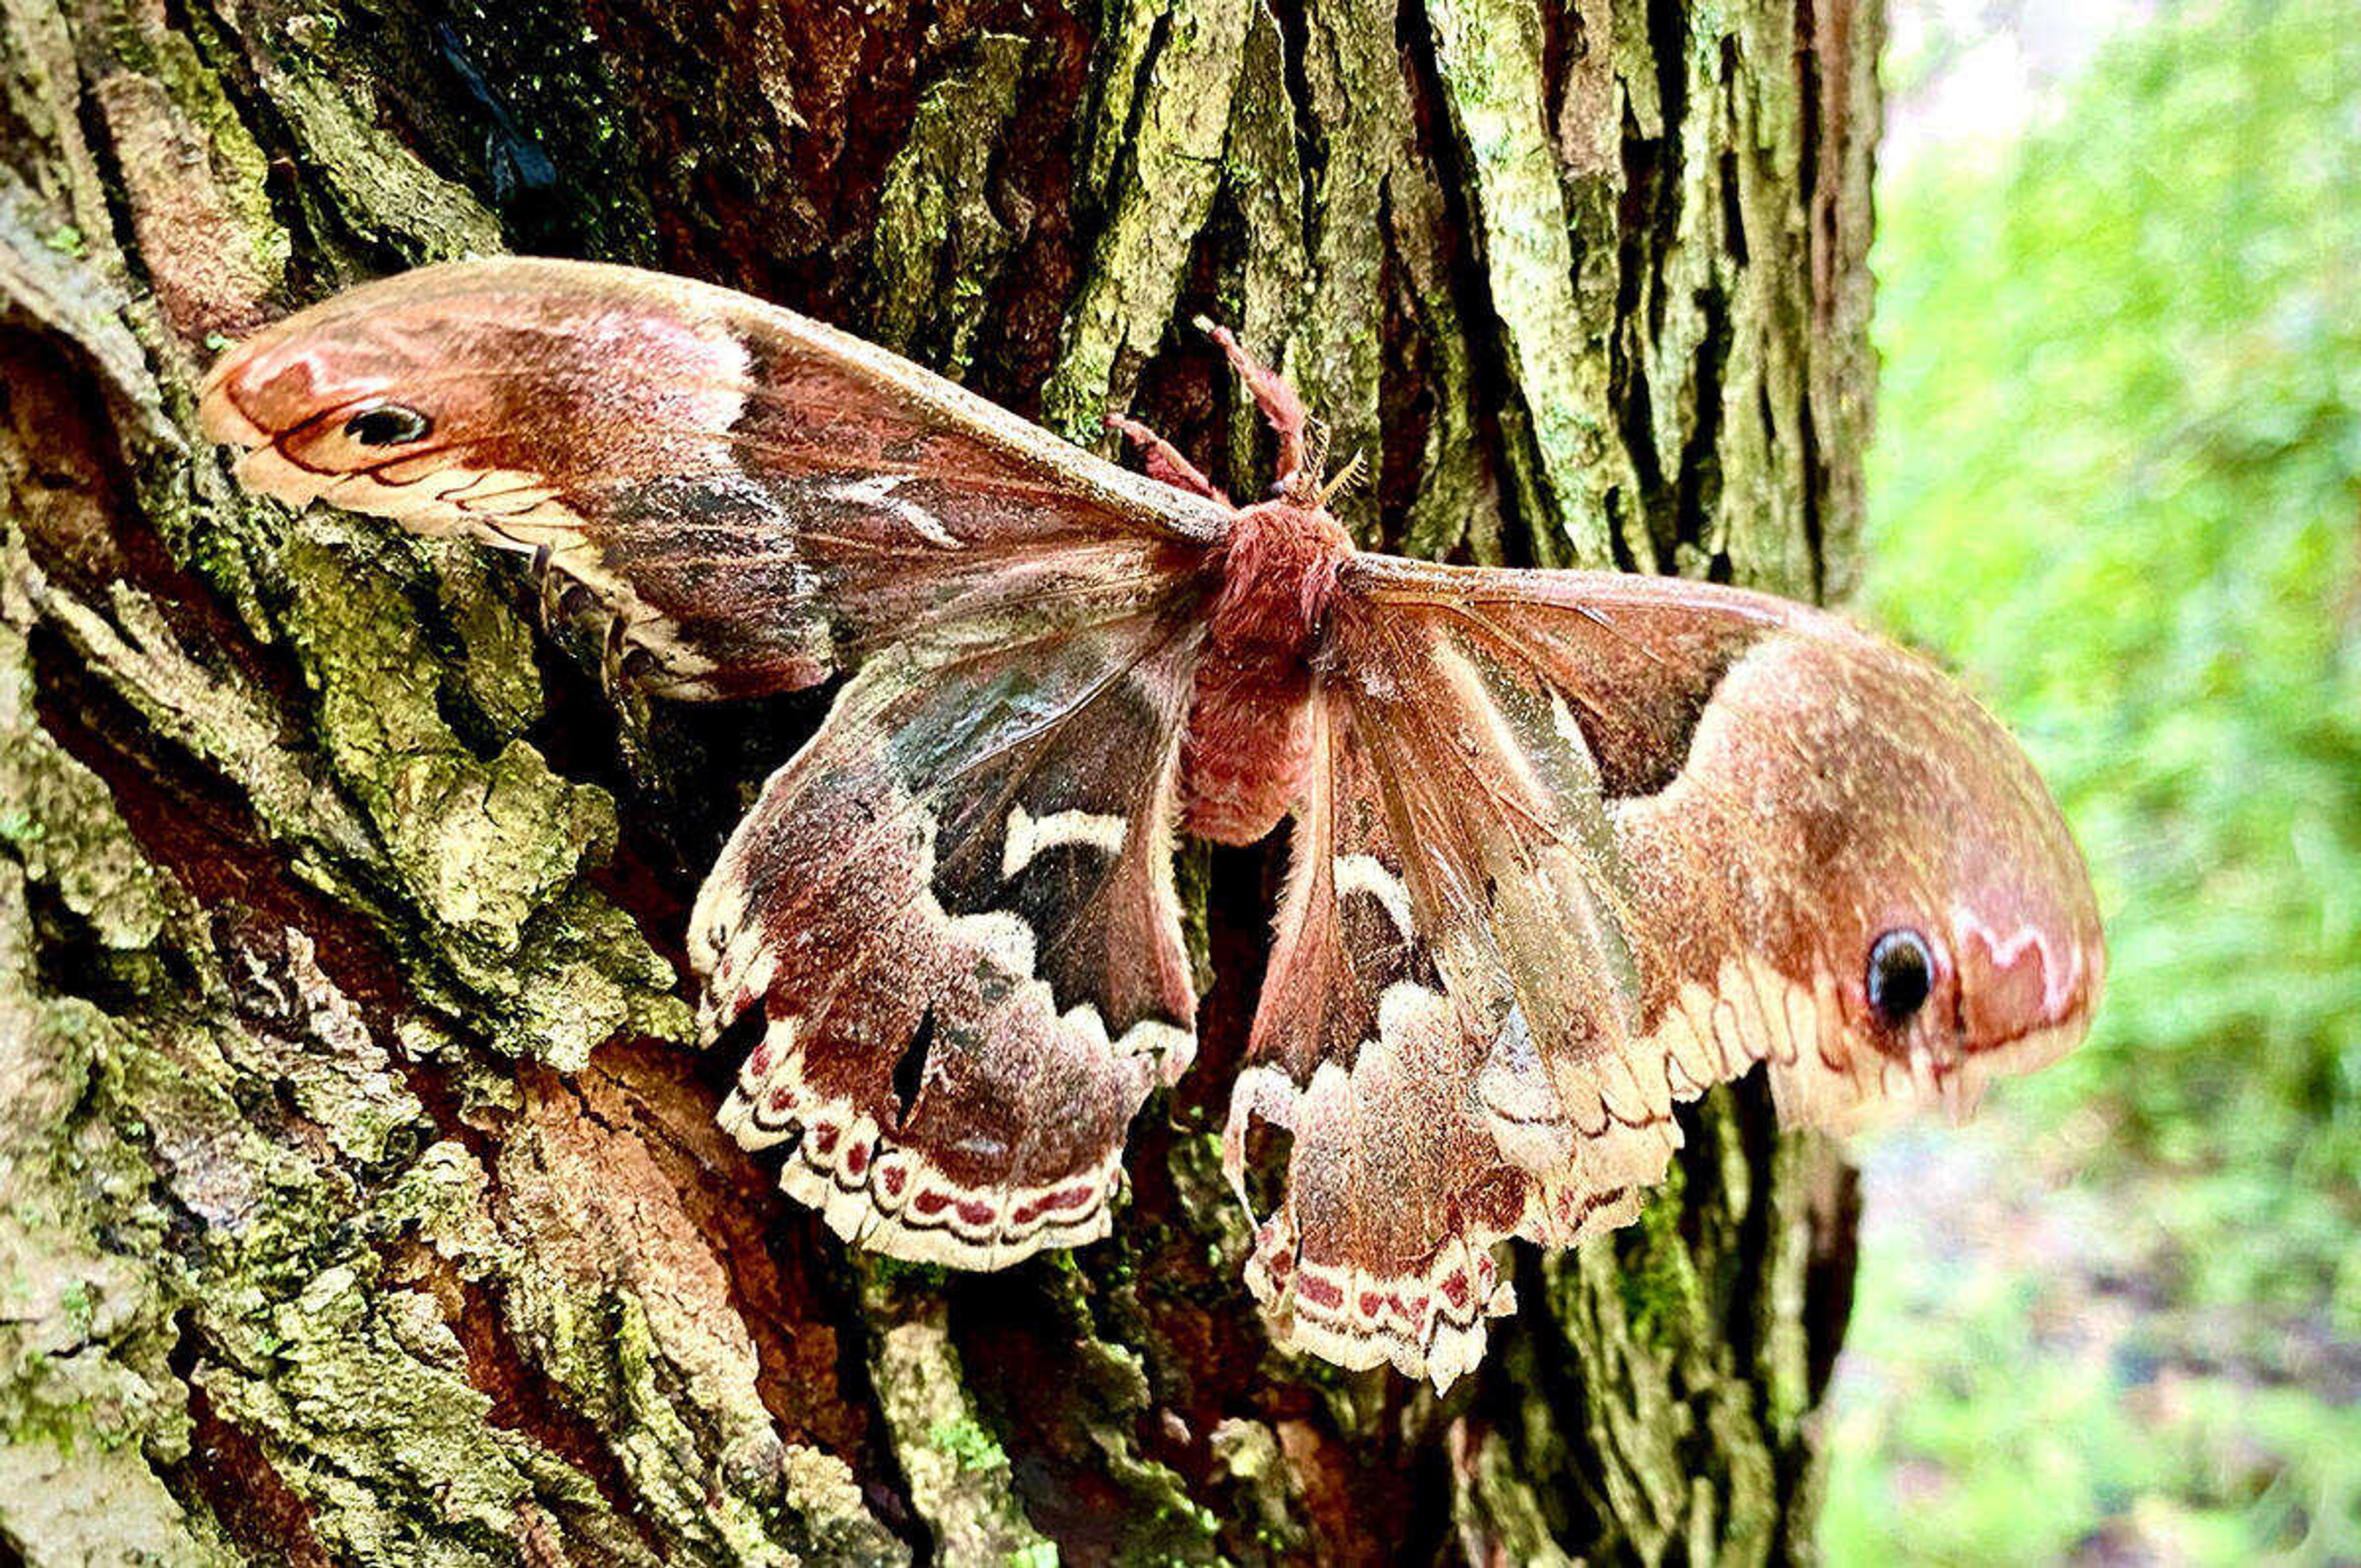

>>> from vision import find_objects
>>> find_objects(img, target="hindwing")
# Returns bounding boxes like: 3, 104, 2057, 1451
691, 602, 1204, 1265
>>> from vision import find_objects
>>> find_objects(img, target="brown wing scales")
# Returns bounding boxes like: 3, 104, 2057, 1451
1230, 606, 1699, 1386
693, 608, 1203, 1267
1225, 697, 1528, 1385
1230, 560, 2100, 1385
204, 259, 1216, 1269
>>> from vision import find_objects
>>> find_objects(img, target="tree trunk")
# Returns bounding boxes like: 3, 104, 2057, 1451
0, 0, 1880, 1560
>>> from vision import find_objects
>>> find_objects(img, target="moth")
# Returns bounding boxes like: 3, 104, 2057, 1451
200, 259, 2103, 1388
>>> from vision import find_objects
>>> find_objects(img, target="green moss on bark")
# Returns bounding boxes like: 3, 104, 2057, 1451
860, 1268, 1055, 1564
1424, 0, 1627, 567
0, 619, 230, 1565
1042, 0, 1256, 441
868, 32, 1035, 376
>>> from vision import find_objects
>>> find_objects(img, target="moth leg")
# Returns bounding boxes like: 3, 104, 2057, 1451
531, 543, 566, 629
599, 611, 630, 694
1104, 414, 1228, 504
534, 551, 600, 633
1203, 323, 1308, 485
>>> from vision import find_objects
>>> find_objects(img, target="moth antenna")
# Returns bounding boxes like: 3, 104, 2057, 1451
1300, 418, 1332, 488
1318, 450, 1368, 508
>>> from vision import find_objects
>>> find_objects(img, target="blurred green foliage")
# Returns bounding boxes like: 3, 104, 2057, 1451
1827, 0, 2361, 1558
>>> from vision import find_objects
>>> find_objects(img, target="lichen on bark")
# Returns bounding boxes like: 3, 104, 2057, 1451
1040, 0, 1256, 441
0, 615, 232, 1566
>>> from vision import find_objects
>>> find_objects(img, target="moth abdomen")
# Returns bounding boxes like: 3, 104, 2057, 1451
1177, 497, 1356, 844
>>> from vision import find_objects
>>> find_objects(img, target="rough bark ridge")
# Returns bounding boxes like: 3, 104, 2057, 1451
0, 0, 1880, 1560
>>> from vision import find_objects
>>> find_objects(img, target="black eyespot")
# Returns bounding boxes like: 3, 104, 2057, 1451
1866, 929, 1934, 1022
342, 403, 433, 446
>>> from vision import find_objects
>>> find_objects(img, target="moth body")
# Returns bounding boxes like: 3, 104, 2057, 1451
1180, 497, 1354, 844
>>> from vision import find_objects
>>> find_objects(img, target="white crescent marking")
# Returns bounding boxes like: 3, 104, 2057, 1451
1335, 853, 1414, 938
1002, 803, 1129, 877
1952, 902, 2086, 1016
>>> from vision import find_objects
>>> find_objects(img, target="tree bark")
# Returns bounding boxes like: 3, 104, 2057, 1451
0, 0, 1880, 1561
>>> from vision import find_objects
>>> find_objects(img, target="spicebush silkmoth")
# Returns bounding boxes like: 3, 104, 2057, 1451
201, 259, 2103, 1387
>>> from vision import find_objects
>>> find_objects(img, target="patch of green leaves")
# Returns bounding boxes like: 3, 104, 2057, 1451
1832, 0, 2361, 1558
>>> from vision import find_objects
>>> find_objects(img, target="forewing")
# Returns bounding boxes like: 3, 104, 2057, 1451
200, 258, 1224, 698
1341, 555, 2102, 1134
691, 601, 1203, 1266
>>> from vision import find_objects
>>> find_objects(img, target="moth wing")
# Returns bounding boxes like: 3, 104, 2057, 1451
1233, 558, 2101, 1385
692, 598, 1203, 1267
1227, 606, 1675, 1387
200, 257, 1224, 699
1225, 694, 1546, 1388
1341, 554, 2100, 1132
